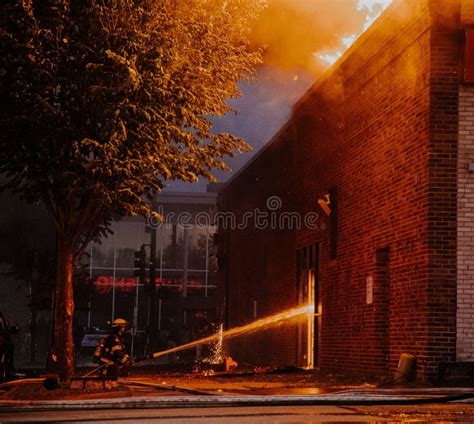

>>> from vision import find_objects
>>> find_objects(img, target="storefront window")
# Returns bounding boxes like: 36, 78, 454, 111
162, 224, 185, 270
114, 287, 137, 325
188, 227, 208, 270
115, 221, 140, 268
160, 270, 185, 295
77, 200, 218, 356
187, 271, 206, 297
89, 269, 114, 329
91, 222, 116, 268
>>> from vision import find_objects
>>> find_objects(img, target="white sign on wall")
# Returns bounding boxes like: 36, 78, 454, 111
366, 276, 373, 305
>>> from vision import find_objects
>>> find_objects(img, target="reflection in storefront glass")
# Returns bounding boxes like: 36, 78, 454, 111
89, 268, 114, 329
187, 227, 207, 270
78, 213, 217, 355
91, 222, 116, 268
162, 224, 185, 270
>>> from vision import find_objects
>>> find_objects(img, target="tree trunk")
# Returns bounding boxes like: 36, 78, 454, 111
50, 236, 76, 380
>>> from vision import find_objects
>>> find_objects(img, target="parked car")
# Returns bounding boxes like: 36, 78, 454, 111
0, 313, 19, 381
81, 330, 109, 348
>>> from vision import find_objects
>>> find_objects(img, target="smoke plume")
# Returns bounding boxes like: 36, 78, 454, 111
251, 0, 392, 73
167, 0, 393, 191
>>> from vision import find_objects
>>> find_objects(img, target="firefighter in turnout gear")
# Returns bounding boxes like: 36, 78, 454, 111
93, 318, 131, 378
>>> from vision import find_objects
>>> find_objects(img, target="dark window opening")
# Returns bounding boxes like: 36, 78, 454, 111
296, 243, 320, 368
329, 187, 338, 260
463, 28, 474, 83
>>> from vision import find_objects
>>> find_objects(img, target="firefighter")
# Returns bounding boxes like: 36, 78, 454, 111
93, 318, 131, 378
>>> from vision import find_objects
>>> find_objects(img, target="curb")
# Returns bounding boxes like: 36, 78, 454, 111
1, 392, 474, 412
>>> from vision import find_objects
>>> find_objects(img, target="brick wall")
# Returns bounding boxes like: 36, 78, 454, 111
293, 0, 434, 377
425, 0, 461, 377
457, 0, 474, 361
219, 0, 463, 380
457, 84, 474, 361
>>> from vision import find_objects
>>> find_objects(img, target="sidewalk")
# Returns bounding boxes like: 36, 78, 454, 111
1, 369, 474, 411
1, 389, 474, 412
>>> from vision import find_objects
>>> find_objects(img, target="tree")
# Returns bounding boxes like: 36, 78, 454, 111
0, 0, 262, 379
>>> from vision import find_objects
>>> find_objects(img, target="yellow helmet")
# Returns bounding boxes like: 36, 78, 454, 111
111, 318, 127, 327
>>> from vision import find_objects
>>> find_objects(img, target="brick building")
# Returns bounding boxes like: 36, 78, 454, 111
218, 0, 474, 380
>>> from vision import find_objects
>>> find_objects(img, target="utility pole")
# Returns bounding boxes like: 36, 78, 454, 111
134, 245, 147, 284
148, 227, 157, 353
133, 245, 147, 357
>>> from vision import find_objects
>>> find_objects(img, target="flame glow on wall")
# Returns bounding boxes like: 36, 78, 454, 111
250, 0, 393, 73
317, 0, 393, 65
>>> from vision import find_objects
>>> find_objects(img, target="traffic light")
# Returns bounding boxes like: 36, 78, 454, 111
134, 246, 147, 285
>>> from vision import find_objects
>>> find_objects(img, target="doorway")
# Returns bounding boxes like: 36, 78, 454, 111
296, 244, 320, 368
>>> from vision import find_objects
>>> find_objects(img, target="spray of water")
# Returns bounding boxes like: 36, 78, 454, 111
201, 323, 224, 365
152, 304, 314, 359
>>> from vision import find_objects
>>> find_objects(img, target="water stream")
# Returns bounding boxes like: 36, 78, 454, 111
152, 304, 314, 359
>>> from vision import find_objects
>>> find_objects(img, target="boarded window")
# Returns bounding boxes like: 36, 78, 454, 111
464, 28, 474, 83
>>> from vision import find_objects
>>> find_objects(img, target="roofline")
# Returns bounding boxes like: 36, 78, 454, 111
292, 0, 401, 111
220, 119, 294, 193
154, 191, 217, 206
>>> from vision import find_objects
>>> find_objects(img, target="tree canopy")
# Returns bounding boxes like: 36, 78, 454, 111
0, 0, 262, 258
0, 0, 263, 378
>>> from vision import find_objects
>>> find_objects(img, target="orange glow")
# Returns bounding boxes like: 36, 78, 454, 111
318, 194, 332, 216
250, 0, 392, 72
317, 0, 393, 65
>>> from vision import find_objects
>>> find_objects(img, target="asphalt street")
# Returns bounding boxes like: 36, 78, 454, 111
2, 404, 474, 423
